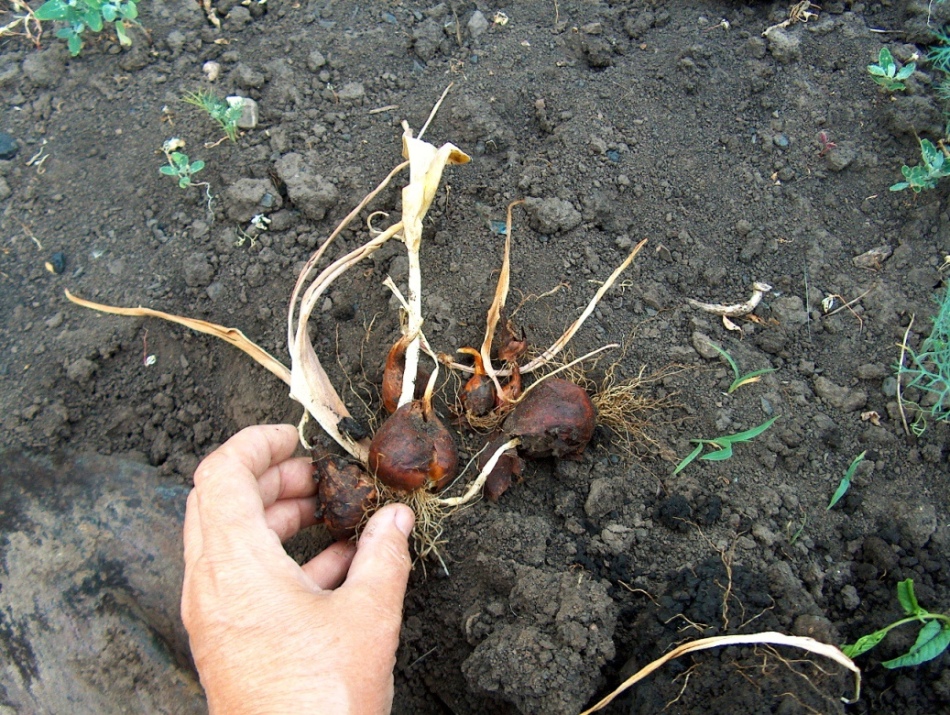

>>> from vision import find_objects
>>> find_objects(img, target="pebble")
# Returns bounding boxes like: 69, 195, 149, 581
813, 376, 867, 412
307, 49, 326, 72
48, 252, 66, 274
229, 96, 258, 129
523, 197, 582, 233
690, 331, 721, 360
202, 61, 221, 82
765, 27, 801, 64
0, 132, 19, 160
467, 10, 489, 38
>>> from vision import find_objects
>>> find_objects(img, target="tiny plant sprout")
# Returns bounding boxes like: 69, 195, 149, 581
673, 416, 778, 474
826, 450, 866, 510
183, 90, 243, 142
868, 47, 916, 91
709, 343, 776, 393
891, 138, 950, 193
250, 214, 271, 231
160, 150, 205, 189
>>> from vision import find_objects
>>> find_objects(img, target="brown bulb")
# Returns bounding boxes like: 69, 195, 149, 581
368, 400, 459, 492
314, 456, 378, 539
503, 378, 596, 459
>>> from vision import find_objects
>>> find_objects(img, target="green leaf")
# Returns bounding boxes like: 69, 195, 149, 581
897, 579, 921, 616
178, 176, 191, 189
159, 165, 177, 175
101, 4, 117, 21
83, 8, 103, 32
709, 343, 739, 379
895, 62, 917, 81
826, 478, 850, 510
190, 160, 205, 173
878, 47, 895, 72
890, 181, 911, 192
718, 416, 779, 444
67, 32, 83, 55
729, 368, 777, 393
882, 621, 950, 669
921, 139, 940, 166
701, 444, 734, 461
842, 628, 890, 659
34, 0, 69, 20
867, 65, 888, 77
120, 0, 137, 20
673, 443, 704, 475
115, 19, 130, 46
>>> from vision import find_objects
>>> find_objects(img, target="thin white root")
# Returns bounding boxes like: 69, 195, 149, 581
437, 438, 520, 508
579, 631, 860, 714
687, 281, 772, 318
296, 411, 314, 451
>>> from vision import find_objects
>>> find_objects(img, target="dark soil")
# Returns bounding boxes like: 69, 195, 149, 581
2, 1, 950, 713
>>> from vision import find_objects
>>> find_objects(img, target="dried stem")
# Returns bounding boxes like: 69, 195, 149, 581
436, 437, 520, 507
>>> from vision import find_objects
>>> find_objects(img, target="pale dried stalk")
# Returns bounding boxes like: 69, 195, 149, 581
478, 199, 523, 396
397, 123, 470, 408
436, 437, 520, 508
64, 289, 290, 384
578, 632, 860, 715
437, 239, 648, 377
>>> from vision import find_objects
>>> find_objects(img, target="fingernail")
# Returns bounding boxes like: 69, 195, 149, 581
392, 504, 415, 537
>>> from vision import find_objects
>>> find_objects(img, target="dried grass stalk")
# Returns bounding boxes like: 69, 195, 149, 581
578, 632, 861, 714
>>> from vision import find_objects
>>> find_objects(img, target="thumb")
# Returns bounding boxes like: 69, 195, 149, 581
342, 503, 414, 614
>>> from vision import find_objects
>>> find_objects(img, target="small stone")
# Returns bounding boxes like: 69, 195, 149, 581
166, 30, 186, 56
825, 141, 856, 171
467, 10, 489, 38
183, 252, 213, 288
234, 63, 266, 89
853, 245, 892, 270
336, 82, 365, 103
22, 47, 65, 88
223, 178, 282, 222
765, 27, 801, 63
226, 5, 252, 30
48, 251, 66, 274
0, 177, 11, 201
690, 331, 721, 360
771, 296, 808, 326
274, 153, 339, 221
228, 96, 258, 129
523, 197, 582, 233
45, 312, 64, 329
0, 132, 19, 160
856, 363, 887, 380
814, 376, 867, 412
205, 282, 225, 301
66, 357, 97, 384
307, 49, 326, 72
203, 61, 221, 81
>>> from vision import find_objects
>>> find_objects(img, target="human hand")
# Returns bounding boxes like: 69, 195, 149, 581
181, 424, 414, 715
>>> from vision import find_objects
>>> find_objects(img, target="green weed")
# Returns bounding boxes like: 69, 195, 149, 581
183, 90, 243, 143
842, 579, 950, 668
891, 138, 950, 192
709, 343, 777, 393
33, 0, 138, 56
673, 416, 778, 475
868, 47, 916, 92
896, 282, 950, 421
826, 451, 866, 510
160, 150, 205, 189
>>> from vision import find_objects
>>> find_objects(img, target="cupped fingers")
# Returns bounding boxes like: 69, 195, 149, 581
257, 456, 316, 508
301, 541, 357, 590
264, 496, 319, 541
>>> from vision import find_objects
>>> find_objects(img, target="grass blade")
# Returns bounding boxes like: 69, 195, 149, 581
701, 444, 734, 461
842, 628, 890, 659
673, 443, 704, 475
729, 367, 777, 393
827, 451, 866, 510
720, 416, 779, 444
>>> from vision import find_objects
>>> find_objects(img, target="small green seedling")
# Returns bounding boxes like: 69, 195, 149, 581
160, 150, 205, 189
842, 579, 950, 669
33, 0, 138, 56
183, 90, 243, 143
826, 450, 866, 510
868, 47, 916, 91
709, 344, 777, 393
673, 416, 778, 474
891, 138, 950, 192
